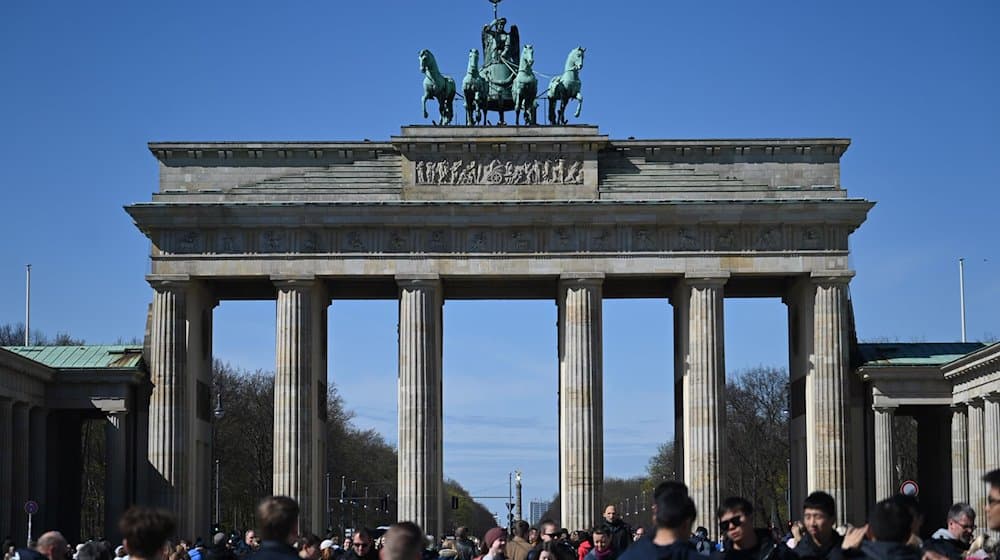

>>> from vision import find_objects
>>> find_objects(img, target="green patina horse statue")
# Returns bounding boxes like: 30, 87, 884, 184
419, 49, 456, 125
462, 49, 488, 125
547, 46, 585, 125
512, 44, 538, 126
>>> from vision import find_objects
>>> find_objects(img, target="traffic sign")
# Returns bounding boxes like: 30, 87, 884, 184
899, 480, 919, 496
24, 501, 38, 515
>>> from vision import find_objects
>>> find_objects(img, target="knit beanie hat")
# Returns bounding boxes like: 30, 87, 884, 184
484, 528, 505, 549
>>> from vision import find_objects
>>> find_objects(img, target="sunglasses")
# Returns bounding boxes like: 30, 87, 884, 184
718, 516, 744, 532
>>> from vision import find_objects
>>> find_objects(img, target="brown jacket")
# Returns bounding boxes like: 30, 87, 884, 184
506, 537, 534, 560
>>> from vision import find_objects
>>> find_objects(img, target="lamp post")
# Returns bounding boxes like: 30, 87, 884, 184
213, 391, 225, 527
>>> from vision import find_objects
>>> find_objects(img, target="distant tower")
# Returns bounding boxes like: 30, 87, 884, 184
529, 500, 546, 526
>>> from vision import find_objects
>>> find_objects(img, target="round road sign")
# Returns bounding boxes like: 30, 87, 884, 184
899, 480, 919, 496
24, 500, 38, 515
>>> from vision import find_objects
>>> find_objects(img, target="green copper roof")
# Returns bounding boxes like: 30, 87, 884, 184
2, 345, 144, 370
856, 342, 986, 367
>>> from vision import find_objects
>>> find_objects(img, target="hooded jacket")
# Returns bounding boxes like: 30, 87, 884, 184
711, 530, 794, 560
857, 542, 920, 560
619, 538, 701, 560
792, 531, 844, 560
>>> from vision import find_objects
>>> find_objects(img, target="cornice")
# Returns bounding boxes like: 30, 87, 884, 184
943, 341, 1000, 379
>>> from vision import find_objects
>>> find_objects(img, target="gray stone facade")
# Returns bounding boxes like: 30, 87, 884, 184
127, 125, 873, 534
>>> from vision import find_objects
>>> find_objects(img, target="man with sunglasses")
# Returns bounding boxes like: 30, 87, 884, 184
985, 469, 1000, 534
712, 497, 793, 560
345, 529, 378, 560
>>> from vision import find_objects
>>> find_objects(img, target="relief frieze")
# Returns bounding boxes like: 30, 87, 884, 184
157, 224, 847, 255
414, 155, 584, 185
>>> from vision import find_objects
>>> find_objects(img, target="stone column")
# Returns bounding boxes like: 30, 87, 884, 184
0, 398, 12, 541
273, 277, 324, 532
11, 403, 30, 543
951, 405, 968, 504
873, 406, 895, 501
29, 407, 47, 534
806, 275, 852, 521
674, 274, 727, 533
558, 273, 604, 532
147, 278, 189, 524
397, 275, 444, 540
967, 399, 985, 520
985, 393, 1000, 475
105, 411, 128, 543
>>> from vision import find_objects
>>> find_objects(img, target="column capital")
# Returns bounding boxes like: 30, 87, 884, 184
272, 275, 318, 287
984, 392, 1000, 404
147, 274, 191, 291
951, 402, 968, 412
872, 404, 897, 414
395, 273, 442, 289
683, 271, 729, 285
969, 396, 985, 406
559, 272, 604, 287
810, 271, 855, 285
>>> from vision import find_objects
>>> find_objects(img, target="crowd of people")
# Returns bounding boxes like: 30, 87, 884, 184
5, 469, 999, 560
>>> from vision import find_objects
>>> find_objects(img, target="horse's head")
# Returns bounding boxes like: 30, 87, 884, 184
418, 49, 432, 72
570, 47, 585, 71
521, 45, 534, 70
467, 48, 479, 70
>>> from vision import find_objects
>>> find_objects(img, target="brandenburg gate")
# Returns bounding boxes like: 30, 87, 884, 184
126, 124, 872, 538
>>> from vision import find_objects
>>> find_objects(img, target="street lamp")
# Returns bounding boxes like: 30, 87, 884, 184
214, 391, 225, 527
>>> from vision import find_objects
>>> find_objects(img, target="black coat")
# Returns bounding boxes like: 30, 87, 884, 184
619, 538, 702, 560
792, 533, 844, 560
247, 540, 299, 560
602, 520, 634, 554
857, 542, 920, 560
711, 530, 794, 560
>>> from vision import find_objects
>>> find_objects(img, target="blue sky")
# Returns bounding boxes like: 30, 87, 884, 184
1, 1, 998, 522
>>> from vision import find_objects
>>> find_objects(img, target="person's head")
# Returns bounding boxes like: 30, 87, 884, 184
244, 531, 258, 548
655, 488, 697, 534
537, 541, 573, 560
527, 529, 539, 544
869, 498, 913, 544
603, 506, 619, 524
454, 528, 468, 540
481, 528, 506, 557
298, 534, 321, 560
984, 469, 1000, 532
256, 496, 300, 544
119, 507, 177, 560
889, 494, 922, 539
633, 527, 644, 541
716, 497, 754, 547
591, 529, 609, 552
350, 529, 373, 557
945, 502, 976, 543
114, 546, 127, 558
539, 520, 557, 543
380, 523, 423, 560
35, 533, 69, 560
78, 543, 112, 560
801, 492, 836, 542
512, 521, 529, 540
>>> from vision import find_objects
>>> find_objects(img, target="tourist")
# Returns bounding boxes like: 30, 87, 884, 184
190, 540, 207, 560
20, 533, 70, 560
711, 496, 793, 560
600, 506, 632, 555
78, 542, 112, 560
575, 532, 591, 560
631, 530, 643, 544
453, 529, 475, 560
381, 523, 424, 560
344, 530, 377, 560
438, 540, 459, 560
853, 497, 918, 560
924, 503, 974, 560
583, 529, 616, 560
689, 528, 711, 556
985, 468, 1000, 532
298, 535, 321, 560
618, 485, 700, 560
237, 533, 260, 560
319, 541, 336, 560
506, 522, 533, 560
537, 542, 574, 560
206, 533, 237, 560
791, 492, 843, 560
527, 531, 539, 549
119, 507, 177, 560
249, 496, 301, 560
115, 546, 129, 560
478, 529, 506, 560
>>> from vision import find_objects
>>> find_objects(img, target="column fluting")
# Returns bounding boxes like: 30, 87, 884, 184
951, 405, 968, 504
967, 399, 986, 520
873, 406, 895, 501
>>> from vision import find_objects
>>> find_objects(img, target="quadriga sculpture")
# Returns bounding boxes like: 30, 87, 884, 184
462, 49, 488, 125
512, 44, 538, 126
546, 46, 585, 125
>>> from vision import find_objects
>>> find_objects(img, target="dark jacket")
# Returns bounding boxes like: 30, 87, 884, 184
921, 533, 966, 560
792, 533, 844, 560
15, 549, 47, 560
603, 520, 634, 554
206, 544, 240, 560
857, 542, 920, 560
248, 541, 299, 560
456, 539, 477, 560
585, 549, 620, 560
619, 538, 702, 560
711, 530, 795, 560
345, 546, 380, 560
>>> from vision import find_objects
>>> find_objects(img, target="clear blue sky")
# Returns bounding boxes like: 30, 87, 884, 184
1, 1, 998, 522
